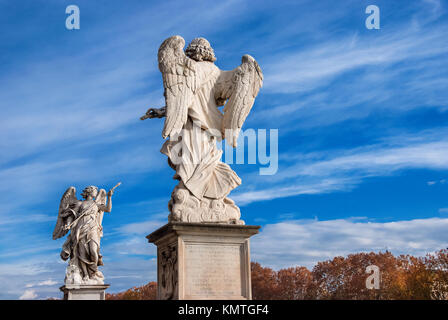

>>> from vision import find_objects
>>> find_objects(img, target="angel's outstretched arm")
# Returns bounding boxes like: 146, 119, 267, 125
141, 106, 166, 120
99, 189, 113, 213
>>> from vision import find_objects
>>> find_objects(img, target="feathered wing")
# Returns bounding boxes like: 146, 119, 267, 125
220, 54, 263, 147
158, 35, 199, 139
52, 187, 77, 240
96, 189, 107, 226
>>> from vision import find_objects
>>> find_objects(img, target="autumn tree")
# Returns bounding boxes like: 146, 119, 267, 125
423, 249, 448, 300
251, 262, 279, 299
106, 281, 157, 300
276, 266, 313, 300
311, 251, 411, 299
105, 250, 448, 300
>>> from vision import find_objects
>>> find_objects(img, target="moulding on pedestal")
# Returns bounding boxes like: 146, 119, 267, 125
60, 284, 110, 300
147, 222, 260, 300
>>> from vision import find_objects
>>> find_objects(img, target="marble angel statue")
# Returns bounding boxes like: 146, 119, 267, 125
52, 183, 120, 284
141, 35, 263, 224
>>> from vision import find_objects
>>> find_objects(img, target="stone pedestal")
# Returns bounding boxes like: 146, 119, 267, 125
147, 222, 260, 300
60, 284, 110, 300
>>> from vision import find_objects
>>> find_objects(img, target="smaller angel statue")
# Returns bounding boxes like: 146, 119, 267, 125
52, 183, 120, 285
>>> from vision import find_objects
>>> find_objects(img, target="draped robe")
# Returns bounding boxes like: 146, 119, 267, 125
160, 61, 241, 200
61, 200, 103, 278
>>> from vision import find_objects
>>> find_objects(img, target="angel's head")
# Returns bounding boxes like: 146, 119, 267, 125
81, 186, 98, 200
185, 37, 216, 63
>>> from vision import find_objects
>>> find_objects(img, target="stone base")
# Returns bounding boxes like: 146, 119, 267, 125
60, 284, 110, 300
147, 222, 260, 300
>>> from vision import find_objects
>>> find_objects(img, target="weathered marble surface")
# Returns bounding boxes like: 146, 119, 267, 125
184, 243, 242, 297
60, 284, 110, 300
141, 35, 263, 224
147, 222, 260, 300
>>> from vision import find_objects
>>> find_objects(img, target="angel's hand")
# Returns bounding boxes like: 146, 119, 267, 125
107, 189, 114, 197
140, 107, 166, 120
63, 224, 70, 231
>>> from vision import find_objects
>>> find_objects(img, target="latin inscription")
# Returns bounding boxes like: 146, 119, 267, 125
185, 244, 242, 297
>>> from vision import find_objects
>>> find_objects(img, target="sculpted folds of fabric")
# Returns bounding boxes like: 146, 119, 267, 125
142, 36, 263, 224
53, 184, 118, 285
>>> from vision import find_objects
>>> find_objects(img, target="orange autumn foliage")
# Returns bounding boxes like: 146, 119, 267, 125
106, 281, 157, 300
106, 249, 448, 300
252, 249, 448, 300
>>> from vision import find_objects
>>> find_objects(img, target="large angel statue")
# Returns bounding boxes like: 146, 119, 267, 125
141, 35, 263, 224
52, 183, 120, 285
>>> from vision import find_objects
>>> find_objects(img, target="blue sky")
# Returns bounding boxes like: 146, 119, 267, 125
1, 0, 448, 299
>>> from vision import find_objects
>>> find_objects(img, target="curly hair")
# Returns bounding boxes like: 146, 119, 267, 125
81, 186, 98, 199
185, 37, 216, 62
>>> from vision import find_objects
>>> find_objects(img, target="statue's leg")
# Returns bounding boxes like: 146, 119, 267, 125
86, 238, 105, 280
88, 240, 99, 267
77, 243, 89, 280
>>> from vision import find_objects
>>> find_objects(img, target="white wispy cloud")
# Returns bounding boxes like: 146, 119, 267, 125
0, 260, 52, 277
19, 289, 37, 300
428, 179, 447, 186
234, 128, 448, 205
288, 141, 448, 177
246, 1, 448, 132
0, 254, 65, 299
25, 279, 57, 288
116, 217, 166, 236
0, 251, 156, 299
0, 214, 53, 226
233, 177, 358, 205
252, 217, 448, 269
102, 215, 167, 256
263, 21, 448, 94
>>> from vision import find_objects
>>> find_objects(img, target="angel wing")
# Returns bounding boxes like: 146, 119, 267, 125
96, 189, 107, 226
218, 54, 263, 147
52, 186, 77, 240
158, 35, 199, 139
